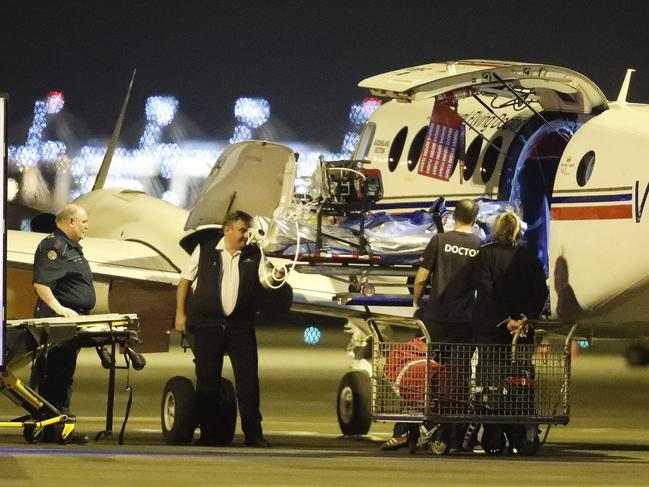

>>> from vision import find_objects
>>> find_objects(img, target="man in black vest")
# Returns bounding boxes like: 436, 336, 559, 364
175, 210, 281, 447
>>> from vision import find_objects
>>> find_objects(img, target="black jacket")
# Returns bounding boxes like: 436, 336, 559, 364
471, 242, 548, 343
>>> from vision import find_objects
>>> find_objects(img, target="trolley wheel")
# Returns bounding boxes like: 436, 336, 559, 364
211, 378, 238, 445
336, 371, 371, 435
23, 424, 44, 443
161, 376, 197, 445
429, 425, 450, 456
481, 425, 506, 456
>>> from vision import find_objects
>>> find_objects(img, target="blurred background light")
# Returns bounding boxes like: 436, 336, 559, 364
229, 124, 253, 144
234, 97, 270, 128
145, 96, 179, 126
304, 326, 321, 345
46, 91, 65, 114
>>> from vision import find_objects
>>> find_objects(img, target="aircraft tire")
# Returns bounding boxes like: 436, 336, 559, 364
161, 376, 197, 445
211, 377, 238, 445
336, 371, 371, 436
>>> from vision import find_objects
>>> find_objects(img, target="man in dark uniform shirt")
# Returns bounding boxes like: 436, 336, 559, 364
382, 199, 481, 451
32, 204, 95, 444
414, 199, 482, 341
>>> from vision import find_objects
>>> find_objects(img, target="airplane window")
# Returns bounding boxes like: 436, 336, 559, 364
577, 151, 596, 186
481, 136, 503, 183
388, 127, 408, 172
463, 136, 482, 181
406, 126, 428, 171
352, 122, 376, 160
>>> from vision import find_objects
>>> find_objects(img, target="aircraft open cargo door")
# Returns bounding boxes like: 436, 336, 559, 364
184, 140, 298, 230
358, 59, 608, 114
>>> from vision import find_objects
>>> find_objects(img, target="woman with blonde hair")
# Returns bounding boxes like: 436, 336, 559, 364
471, 212, 547, 344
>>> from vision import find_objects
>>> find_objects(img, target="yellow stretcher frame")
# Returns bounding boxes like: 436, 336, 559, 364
1, 313, 139, 443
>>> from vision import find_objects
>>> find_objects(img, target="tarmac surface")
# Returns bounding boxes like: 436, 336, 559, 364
1, 324, 649, 486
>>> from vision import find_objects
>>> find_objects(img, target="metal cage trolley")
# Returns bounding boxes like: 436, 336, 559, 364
368, 318, 574, 456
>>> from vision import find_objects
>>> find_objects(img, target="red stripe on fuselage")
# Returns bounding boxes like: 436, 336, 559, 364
550, 204, 633, 220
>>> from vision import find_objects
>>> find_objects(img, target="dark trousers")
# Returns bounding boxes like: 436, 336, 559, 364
33, 300, 82, 414
190, 325, 262, 440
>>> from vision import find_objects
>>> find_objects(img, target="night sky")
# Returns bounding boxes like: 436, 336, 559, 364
2, 0, 649, 148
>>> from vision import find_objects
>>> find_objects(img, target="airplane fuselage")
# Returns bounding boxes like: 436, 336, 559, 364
350, 86, 649, 337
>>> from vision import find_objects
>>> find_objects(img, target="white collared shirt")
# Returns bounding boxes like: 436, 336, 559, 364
180, 238, 272, 316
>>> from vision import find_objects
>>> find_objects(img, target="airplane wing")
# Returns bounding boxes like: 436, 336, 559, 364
7, 230, 180, 284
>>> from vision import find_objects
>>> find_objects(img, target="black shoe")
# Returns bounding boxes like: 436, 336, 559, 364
380, 434, 408, 451
244, 435, 271, 448
67, 431, 89, 445
43, 428, 89, 445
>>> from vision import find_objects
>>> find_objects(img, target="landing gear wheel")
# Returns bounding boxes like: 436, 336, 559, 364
429, 426, 450, 455
161, 376, 197, 445
23, 424, 44, 443
211, 378, 238, 445
336, 371, 371, 435
481, 425, 506, 456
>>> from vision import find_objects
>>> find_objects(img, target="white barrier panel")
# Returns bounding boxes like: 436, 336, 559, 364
1, 94, 6, 369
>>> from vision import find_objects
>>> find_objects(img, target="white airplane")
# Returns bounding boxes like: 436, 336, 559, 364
6, 59, 649, 439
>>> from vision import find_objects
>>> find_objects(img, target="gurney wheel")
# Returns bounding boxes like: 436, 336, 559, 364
161, 376, 197, 445
23, 424, 44, 443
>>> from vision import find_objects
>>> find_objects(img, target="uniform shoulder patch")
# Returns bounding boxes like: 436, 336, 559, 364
47, 249, 58, 260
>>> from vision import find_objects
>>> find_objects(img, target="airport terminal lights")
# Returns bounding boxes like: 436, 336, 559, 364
7, 92, 381, 214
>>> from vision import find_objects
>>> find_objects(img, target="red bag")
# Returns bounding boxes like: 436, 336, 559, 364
385, 337, 446, 404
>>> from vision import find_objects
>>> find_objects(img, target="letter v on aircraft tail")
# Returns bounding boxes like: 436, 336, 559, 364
635, 181, 649, 223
